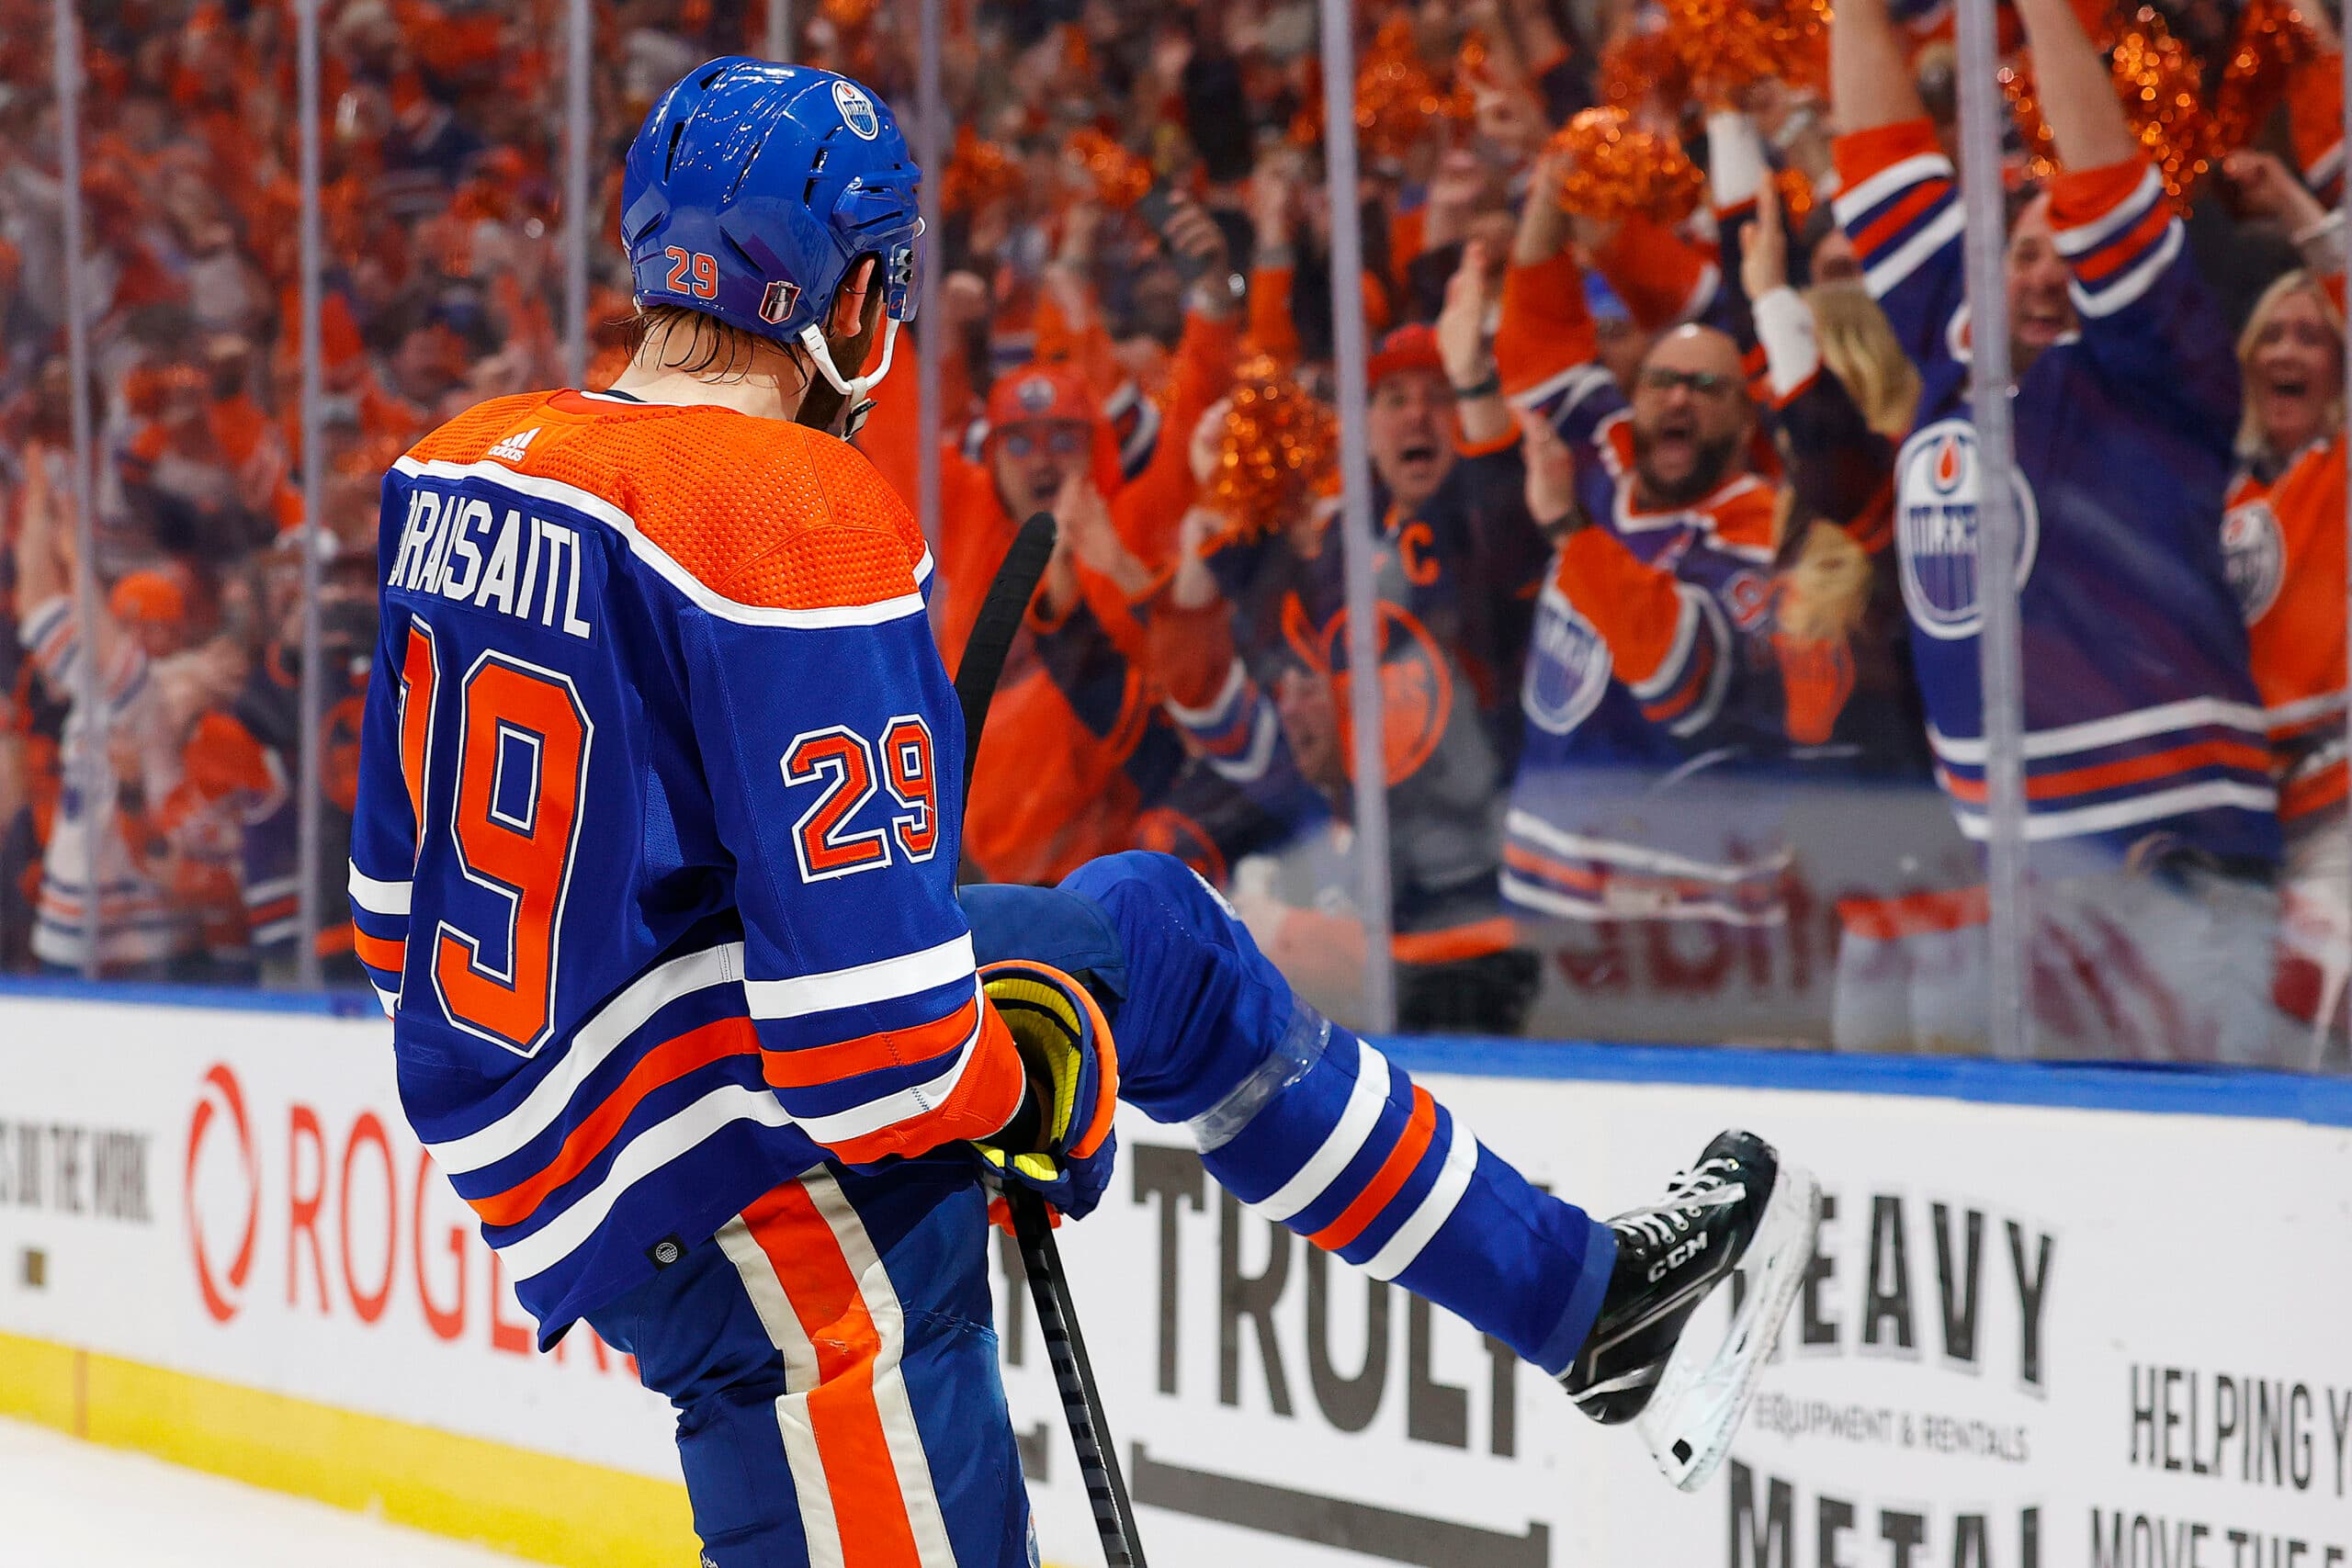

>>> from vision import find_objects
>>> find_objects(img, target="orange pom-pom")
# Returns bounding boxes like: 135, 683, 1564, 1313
2007, 6, 2233, 202
2212, 0, 2321, 157
943, 126, 1021, 217
1657, 0, 1829, 103
1066, 128, 1153, 210
1598, 24, 1691, 114
1547, 107, 1705, 226
1210, 356, 1340, 544
1999, 52, 2061, 185
1354, 17, 1469, 164
820, 0, 877, 28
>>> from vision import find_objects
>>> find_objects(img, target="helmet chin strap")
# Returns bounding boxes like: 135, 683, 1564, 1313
797, 314, 899, 440
798, 314, 899, 401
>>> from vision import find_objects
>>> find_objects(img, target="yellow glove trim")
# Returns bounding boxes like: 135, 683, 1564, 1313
982, 974, 1086, 1145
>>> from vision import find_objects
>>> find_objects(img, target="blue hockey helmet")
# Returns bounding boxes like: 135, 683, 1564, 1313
621, 58, 922, 402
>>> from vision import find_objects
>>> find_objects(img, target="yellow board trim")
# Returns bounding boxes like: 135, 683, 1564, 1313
0, 1330, 693, 1566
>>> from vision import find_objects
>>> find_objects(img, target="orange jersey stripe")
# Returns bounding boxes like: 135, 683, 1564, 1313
353, 929, 406, 973
1391, 917, 1519, 965
1939, 738, 2273, 805
758, 994, 979, 1091
2070, 200, 2172, 284
467, 1018, 759, 1228
1310, 1086, 1438, 1254
2281, 761, 2349, 823
740, 1183, 924, 1568
1852, 181, 1951, 258
1502, 843, 1605, 891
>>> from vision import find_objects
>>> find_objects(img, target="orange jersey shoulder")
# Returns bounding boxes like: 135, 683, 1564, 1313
401, 390, 927, 615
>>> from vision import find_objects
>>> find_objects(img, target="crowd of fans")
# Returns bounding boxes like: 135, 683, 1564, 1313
3, 0, 2348, 1068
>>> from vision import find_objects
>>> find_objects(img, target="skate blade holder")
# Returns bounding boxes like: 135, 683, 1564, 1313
1636, 1165, 1823, 1492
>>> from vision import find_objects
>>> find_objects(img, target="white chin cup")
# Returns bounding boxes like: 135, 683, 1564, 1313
798, 314, 900, 405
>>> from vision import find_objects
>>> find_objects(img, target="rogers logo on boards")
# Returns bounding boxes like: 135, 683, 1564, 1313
187, 1063, 259, 1323
177, 1062, 635, 1377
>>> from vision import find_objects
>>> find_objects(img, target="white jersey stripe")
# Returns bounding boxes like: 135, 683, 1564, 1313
788, 1005, 981, 1146
743, 935, 975, 1020
1928, 695, 2268, 766
426, 942, 743, 1174
1250, 1041, 1393, 1225
347, 863, 413, 917
1505, 808, 1793, 882
1161, 657, 1250, 728
1951, 779, 2278, 841
1862, 203, 1967, 300
717, 1214, 843, 1568
1500, 870, 1791, 927
2052, 164, 2165, 256
803, 1172, 957, 1568
1364, 1123, 1479, 1280
2068, 220, 2183, 319
1832, 152, 1956, 227
390, 456, 928, 630
503, 1083, 793, 1281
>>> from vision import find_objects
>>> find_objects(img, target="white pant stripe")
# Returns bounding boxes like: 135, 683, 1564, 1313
801, 1170, 958, 1568
715, 1213, 842, 1568
1363, 1122, 1479, 1281
1250, 1040, 1392, 1225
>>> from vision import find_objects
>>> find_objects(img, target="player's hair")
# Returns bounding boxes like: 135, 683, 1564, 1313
628, 255, 888, 433
1806, 283, 1921, 443
2235, 268, 2345, 460
630, 304, 769, 383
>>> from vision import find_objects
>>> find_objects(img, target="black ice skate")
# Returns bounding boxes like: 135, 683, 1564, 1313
1560, 1129, 1820, 1491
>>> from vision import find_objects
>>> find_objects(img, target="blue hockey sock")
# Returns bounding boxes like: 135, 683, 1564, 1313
1188, 1010, 1615, 1375
1046, 852, 1617, 1376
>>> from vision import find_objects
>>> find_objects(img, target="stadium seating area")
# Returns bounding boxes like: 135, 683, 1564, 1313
4, 0, 2347, 1068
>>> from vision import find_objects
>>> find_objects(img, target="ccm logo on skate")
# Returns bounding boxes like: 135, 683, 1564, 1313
1650, 1232, 1707, 1283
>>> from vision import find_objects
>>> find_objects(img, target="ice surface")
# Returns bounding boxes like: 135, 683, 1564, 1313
0, 1416, 543, 1567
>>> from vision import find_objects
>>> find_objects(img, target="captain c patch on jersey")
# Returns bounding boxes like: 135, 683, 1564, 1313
387, 485, 596, 641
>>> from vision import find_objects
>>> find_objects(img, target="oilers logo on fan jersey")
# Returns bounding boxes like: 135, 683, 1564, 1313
2220, 497, 2287, 623
1521, 582, 1611, 738
1894, 418, 2041, 642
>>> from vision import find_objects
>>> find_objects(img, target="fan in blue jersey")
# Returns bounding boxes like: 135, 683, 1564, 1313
348, 58, 1821, 1562
1827, 0, 2291, 1062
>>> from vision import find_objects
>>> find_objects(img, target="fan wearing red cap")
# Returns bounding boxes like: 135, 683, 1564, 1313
1365, 321, 1463, 514
933, 253, 1242, 887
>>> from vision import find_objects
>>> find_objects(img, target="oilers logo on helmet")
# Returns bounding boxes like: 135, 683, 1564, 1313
832, 79, 880, 139
1894, 417, 2041, 641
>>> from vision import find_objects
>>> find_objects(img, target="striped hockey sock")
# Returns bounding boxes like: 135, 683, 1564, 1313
1188, 1005, 1617, 1377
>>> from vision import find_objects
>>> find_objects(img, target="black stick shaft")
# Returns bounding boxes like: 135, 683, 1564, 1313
956, 513, 1057, 804
1012, 1188, 1147, 1565
953, 512, 1148, 1567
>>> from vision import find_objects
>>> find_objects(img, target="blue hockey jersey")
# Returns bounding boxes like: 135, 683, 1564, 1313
1833, 121, 2278, 865
347, 389, 1026, 1346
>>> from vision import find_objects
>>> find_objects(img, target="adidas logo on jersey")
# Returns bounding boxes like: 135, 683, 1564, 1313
488, 427, 540, 465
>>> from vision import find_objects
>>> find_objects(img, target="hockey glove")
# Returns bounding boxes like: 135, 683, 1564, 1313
969, 960, 1119, 1224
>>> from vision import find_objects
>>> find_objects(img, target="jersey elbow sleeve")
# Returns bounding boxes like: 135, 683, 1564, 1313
744, 942, 1026, 1164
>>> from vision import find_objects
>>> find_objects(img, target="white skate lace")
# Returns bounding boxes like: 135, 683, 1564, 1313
1621, 1157, 1745, 1250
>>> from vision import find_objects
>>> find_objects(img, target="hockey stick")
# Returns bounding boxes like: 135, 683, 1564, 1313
954, 511, 1150, 1568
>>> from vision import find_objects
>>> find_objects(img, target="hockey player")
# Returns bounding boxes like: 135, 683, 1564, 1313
349, 59, 1818, 1563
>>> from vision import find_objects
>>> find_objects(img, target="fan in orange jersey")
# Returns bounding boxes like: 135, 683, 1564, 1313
933, 195, 1238, 885
2216, 151, 2349, 1065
